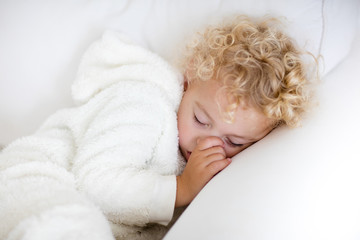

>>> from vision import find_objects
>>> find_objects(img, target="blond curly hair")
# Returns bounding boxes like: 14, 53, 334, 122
181, 16, 316, 127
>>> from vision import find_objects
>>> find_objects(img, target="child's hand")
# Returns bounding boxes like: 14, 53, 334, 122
175, 136, 231, 207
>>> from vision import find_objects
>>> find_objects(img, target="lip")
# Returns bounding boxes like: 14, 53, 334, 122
186, 151, 191, 161
179, 146, 191, 162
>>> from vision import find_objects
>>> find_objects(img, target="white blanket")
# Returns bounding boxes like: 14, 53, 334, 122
0, 31, 185, 240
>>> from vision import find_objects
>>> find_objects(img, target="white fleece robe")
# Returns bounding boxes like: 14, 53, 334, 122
0, 31, 186, 240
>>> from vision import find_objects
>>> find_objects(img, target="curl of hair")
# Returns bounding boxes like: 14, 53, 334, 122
181, 16, 317, 127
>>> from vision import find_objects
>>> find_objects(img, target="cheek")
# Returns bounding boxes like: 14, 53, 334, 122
224, 144, 251, 158
178, 115, 200, 152
177, 109, 190, 146
225, 148, 241, 158
178, 118, 191, 147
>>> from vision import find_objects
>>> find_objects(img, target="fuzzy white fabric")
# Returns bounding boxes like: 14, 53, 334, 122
0, 31, 186, 240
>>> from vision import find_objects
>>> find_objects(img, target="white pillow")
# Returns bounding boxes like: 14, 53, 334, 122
164, 26, 360, 239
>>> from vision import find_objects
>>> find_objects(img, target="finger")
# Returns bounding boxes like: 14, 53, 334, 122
188, 148, 225, 168
190, 145, 225, 166
206, 158, 232, 177
205, 153, 227, 164
196, 136, 224, 151
202, 146, 226, 158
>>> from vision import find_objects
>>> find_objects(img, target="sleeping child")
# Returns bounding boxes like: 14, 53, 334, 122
0, 16, 313, 240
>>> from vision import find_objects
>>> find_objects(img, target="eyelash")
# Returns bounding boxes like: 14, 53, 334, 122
194, 114, 244, 148
225, 138, 244, 148
194, 114, 207, 126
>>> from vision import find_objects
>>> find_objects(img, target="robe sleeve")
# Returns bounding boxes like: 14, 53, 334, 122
0, 109, 114, 240
70, 31, 182, 226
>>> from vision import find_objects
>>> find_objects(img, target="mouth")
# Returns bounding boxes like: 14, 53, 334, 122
179, 146, 192, 162
185, 151, 192, 161
181, 150, 192, 162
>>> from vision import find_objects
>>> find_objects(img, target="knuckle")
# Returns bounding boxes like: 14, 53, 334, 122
209, 159, 230, 173
197, 137, 225, 151
205, 136, 224, 146
208, 161, 224, 174
197, 137, 207, 147
212, 153, 225, 160
213, 146, 225, 154
209, 136, 223, 143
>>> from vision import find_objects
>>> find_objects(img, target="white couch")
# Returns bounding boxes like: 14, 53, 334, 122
1, 1, 359, 239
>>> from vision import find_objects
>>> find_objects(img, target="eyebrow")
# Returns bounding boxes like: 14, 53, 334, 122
195, 101, 256, 142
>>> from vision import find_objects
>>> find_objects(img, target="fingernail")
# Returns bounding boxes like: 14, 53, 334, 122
227, 158, 232, 162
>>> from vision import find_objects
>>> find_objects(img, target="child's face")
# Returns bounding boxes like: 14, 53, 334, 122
177, 79, 274, 161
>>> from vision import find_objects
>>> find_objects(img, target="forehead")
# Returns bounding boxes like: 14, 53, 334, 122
187, 80, 273, 140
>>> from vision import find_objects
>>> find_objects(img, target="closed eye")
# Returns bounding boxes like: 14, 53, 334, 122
225, 138, 244, 148
194, 114, 207, 126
